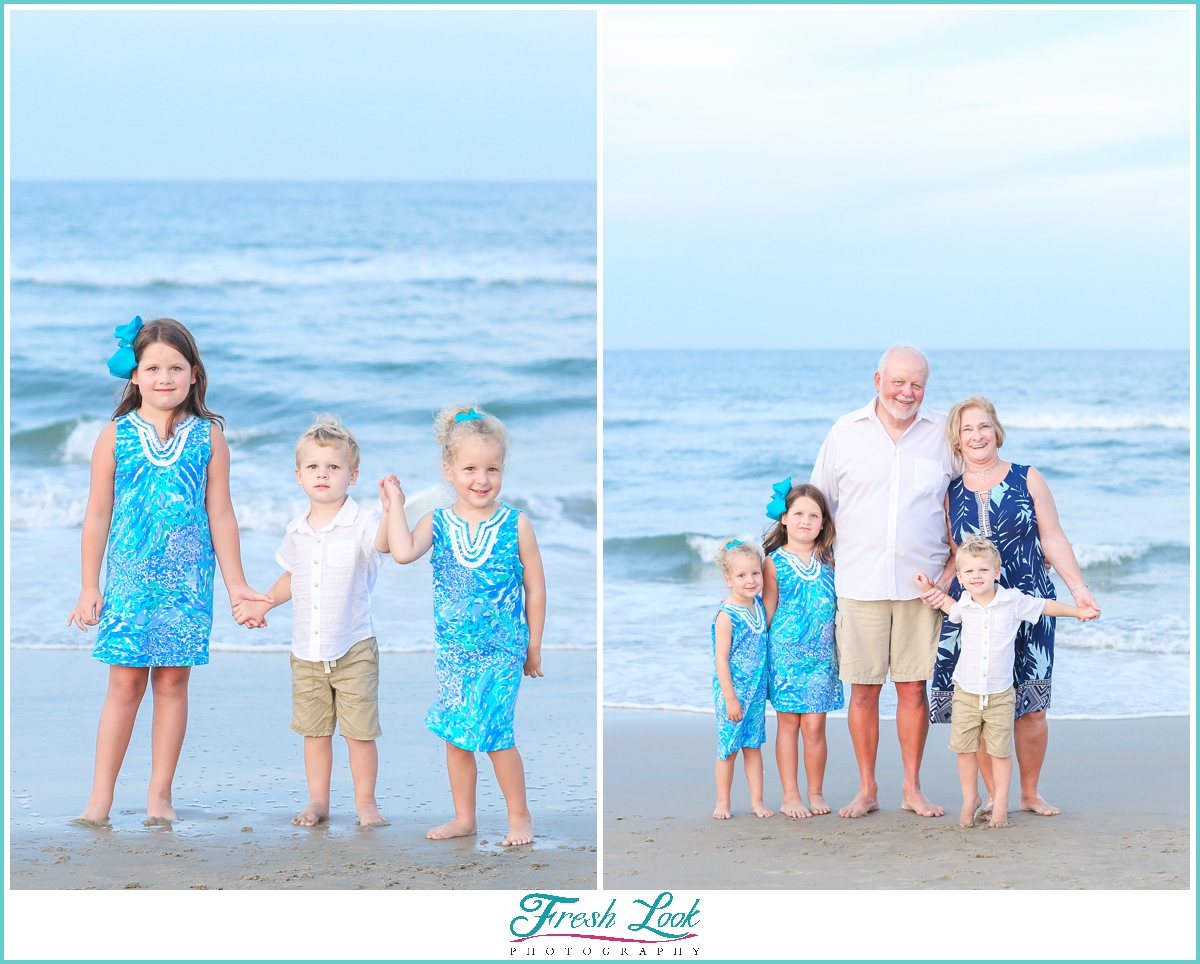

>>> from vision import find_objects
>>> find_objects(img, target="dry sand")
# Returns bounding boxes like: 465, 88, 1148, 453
10, 648, 596, 890
604, 709, 1190, 889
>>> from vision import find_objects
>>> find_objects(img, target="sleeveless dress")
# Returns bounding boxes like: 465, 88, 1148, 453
711, 597, 768, 761
767, 549, 844, 714
930, 465, 1056, 724
426, 503, 529, 753
93, 412, 215, 667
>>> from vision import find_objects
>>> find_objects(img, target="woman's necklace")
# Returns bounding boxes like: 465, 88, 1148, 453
966, 458, 1002, 483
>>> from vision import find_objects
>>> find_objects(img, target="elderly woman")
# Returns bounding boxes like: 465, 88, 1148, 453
927, 395, 1100, 817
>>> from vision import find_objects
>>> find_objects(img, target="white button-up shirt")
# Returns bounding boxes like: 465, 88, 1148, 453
275, 497, 388, 663
950, 586, 1047, 701
810, 398, 958, 601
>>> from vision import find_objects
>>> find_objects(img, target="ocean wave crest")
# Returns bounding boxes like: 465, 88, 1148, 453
1056, 616, 1191, 655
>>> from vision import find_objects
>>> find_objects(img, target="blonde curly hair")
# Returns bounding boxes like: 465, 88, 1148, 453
433, 405, 511, 464
295, 413, 360, 471
955, 533, 1002, 571
715, 540, 763, 576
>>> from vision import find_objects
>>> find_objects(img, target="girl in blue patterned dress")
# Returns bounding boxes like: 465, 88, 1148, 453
712, 541, 772, 819
382, 405, 546, 847
67, 318, 269, 827
761, 480, 843, 819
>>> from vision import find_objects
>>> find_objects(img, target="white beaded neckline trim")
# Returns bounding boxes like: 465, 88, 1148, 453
777, 547, 821, 581
725, 598, 766, 635
443, 505, 511, 570
129, 413, 198, 467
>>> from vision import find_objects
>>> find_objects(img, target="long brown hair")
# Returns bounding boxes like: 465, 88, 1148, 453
762, 483, 835, 567
112, 318, 224, 433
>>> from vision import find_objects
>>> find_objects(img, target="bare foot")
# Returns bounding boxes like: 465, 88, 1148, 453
713, 803, 732, 819
901, 790, 945, 818
145, 795, 177, 822
979, 797, 994, 817
142, 815, 173, 827
1020, 793, 1060, 816
291, 803, 329, 827
807, 793, 831, 816
960, 793, 982, 827
502, 813, 534, 846
426, 816, 477, 840
989, 815, 1010, 828
70, 816, 111, 828
356, 801, 389, 828
839, 790, 879, 819
752, 801, 774, 818
780, 797, 812, 819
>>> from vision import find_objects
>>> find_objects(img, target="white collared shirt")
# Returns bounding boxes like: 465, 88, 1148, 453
276, 497, 389, 662
810, 398, 959, 601
950, 586, 1046, 699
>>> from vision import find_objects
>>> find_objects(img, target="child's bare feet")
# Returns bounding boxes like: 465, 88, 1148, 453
356, 801, 389, 828
807, 793, 831, 816
71, 815, 111, 828
960, 793, 982, 827
780, 796, 811, 819
426, 816, 477, 840
752, 801, 774, 818
502, 812, 534, 846
292, 802, 329, 827
75, 795, 112, 826
145, 794, 177, 822
713, 802, 732, 819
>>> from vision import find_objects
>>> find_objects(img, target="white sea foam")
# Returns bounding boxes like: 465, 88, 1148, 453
1073, 543, 1152, 569
1056, 616, 1191, 655
61, 419, 106, 464
685, 533, 755, 563
1003, 412, 1189, 431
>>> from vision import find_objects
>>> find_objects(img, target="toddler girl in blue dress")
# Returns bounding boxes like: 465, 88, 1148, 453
712, 541, 771, 819
761, 480, 843, 819
67, 317, 269, 827
382, 405, 546, 847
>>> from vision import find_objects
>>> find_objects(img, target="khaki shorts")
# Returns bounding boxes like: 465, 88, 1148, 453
948, 684, 1015, 758
290, 636, 382, 741
835, 597, 942, 684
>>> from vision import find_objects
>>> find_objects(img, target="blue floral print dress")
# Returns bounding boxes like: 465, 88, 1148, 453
426, 504, 529, 752
712, 597, 768, 761
767, 549, 844, 714
930, 465, 1057, 724
93, 412, 215, 667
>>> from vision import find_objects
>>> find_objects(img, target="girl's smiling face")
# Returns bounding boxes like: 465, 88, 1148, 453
130, 341, 196, 412
445, 436, 506, 510
724, 554, 763, 603
783, 495, 824, 549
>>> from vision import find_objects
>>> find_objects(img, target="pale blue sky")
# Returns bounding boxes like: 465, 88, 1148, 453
604, 7, 1193, 349
10, 9, 596, 181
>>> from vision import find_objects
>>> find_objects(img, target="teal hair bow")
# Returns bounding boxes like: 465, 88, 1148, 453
107, 316, 143, 378
765, 477, 793, 520
454, 408, 486, 423
724, 540, 743, 550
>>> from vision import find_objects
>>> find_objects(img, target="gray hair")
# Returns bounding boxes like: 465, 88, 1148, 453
877, 344, 930, 380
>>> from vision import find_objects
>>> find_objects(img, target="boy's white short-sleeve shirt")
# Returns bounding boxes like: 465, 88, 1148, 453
949, 585, 1046, 697
276, 496, 388, 662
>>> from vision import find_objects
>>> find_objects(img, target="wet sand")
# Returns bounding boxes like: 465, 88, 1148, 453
604, 709, 1190, 889
10, 648, 596, 889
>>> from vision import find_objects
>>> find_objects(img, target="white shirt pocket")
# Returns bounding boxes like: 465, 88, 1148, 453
913, 457, 945, 495
326, 541, 357, 568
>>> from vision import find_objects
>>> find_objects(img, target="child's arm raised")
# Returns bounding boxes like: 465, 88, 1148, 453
1040, 599, 1100, 622
914, 573, 954, 615
761, 557, 779, 623
380, 474, 433, 563
67, 423, 117, 632
233, 571, 292, 629
374, 479, 391, 554
714, 611, 742, 721
517, 513, 546, 678
206, 425, 273, 613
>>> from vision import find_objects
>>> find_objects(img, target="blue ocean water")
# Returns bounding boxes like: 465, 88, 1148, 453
604, 349, 1192, 720
9, 181, 597, 658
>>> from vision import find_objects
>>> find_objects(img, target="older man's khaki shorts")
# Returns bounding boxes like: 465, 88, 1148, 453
290, 636, 382, 741
835, 597, 942, 684
948, 684, 1015, 758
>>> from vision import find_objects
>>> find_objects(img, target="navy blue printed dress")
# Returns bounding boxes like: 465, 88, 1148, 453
93, 413, 215, 667
930, 465, 1056, 724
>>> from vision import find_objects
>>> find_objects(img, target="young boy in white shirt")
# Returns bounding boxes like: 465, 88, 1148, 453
234, 414, 391, 827
917, 535, 1098, 828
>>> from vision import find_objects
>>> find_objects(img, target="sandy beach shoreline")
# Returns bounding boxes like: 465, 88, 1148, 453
604, 708, 1190, 890
10, 649, 596, 890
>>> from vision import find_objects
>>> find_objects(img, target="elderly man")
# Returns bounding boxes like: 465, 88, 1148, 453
810, 345, 957, 818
